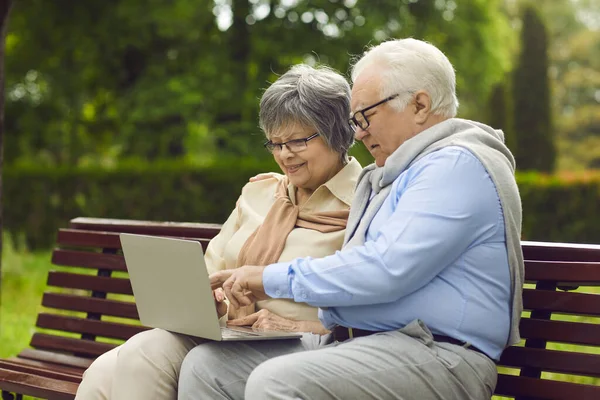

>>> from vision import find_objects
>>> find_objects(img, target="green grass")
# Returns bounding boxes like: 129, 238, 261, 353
0, 238, 52, 359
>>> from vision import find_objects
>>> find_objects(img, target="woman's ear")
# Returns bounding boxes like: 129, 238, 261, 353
413, 91, 432, 124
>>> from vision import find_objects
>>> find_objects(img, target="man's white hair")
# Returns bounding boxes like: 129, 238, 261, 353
351, 38, 459, 118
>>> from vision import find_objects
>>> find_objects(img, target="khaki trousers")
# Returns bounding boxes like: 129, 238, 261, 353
75, 328, 202, 400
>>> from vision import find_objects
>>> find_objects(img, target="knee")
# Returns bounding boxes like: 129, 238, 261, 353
245, 356, 304, 399
117, 328, 188, 368
179, 343, 222, 386
75, 348, 118, 400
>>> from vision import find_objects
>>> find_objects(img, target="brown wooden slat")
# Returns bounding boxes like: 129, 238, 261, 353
0, 360, 81, 383
56, 229, 212, 251
70, 217, 221, 239
523, 288, 600, 316
42, 292, 139, 319
499, 347, 600, 377
47, 271, 133, 295
6, 356, 86, 376
17, 349, 93, 370
52, 249, 127, 271
519, 318, 600, 347
30, 333, 116, 358
0, 368, 78, 400
523, 240, 600, 262
36, 313, 147, 340
494, 373, 600, 399
524, 260, 600, 285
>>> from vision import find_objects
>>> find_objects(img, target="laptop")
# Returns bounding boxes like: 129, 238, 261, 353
119, 233, 302, 341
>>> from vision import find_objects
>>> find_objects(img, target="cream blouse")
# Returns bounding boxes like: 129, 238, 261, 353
204, 157, 362, 322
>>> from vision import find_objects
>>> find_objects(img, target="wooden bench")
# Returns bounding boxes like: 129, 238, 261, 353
0, 217, 599, 399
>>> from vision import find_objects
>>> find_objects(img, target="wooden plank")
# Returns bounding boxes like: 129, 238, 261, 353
51, 249, 127, 271
17, 349, 93, 370
522, 288, 600, 316
0, 360, 81, 383
0, 368, 78, 400
70, 217, 221, 239
523, 241, 600, 262
36, 313, 147, 340
499, 347, 600, 377
30, 333, 116, 357
56, 229, 211, 251
494, 373, 600, 399
6, 356, 85, 376
42, 292, 139, 319
524, 260, 600, 285
519, 318, 600, 347
47, 272, 133, 295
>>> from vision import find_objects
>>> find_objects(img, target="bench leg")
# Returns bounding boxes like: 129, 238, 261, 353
2, 391, 23, 400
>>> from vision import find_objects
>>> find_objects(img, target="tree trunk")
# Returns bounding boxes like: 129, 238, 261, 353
0, 0, 13, 283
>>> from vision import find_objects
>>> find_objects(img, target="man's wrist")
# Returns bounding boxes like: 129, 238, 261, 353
262, 262, 293, 299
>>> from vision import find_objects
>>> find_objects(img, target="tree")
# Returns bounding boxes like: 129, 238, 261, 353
4, 0, 515, 166
512, 4, 555, 172
486, 81, 516, 153
0, 0, 13, 304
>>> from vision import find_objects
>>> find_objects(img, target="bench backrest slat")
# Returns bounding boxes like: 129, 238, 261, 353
522, 241, 600, 262
523, 288, 600, 316
495, 374, 600, 399
30, 334, 116, 358
69, 217, 222, 239
524, 260, 600, 283
499, 347, 600, 377
52, 249, 127, 271
519, 318, 600, 347
41, 293, 139, 320
47, 272, 133, 295
57, 229, 211, 251
36, 313, 147, 340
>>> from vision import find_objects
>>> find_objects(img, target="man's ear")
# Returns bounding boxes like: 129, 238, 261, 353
413, 91, 432, 124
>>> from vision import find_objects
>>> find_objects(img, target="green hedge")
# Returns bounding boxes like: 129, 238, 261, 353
4, 162, 600, 249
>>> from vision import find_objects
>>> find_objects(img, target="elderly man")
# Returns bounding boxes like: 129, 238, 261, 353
178, 38, 524, 400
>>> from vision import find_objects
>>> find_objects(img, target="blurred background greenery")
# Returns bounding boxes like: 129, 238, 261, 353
2, 0, 600, 245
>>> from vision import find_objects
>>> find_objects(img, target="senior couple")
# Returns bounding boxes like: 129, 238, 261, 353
76, 38, 524, 400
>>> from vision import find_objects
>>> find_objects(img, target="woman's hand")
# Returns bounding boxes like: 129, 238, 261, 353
227, 309, 330, 335
213, 288, 228, 319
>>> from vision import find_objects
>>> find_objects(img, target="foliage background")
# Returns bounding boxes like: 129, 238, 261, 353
2, 0, 600, 244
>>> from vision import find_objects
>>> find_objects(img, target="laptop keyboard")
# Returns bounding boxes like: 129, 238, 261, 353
221, 327, 263, 339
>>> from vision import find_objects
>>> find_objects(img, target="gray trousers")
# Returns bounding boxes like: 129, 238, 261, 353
177, 320, 497, 400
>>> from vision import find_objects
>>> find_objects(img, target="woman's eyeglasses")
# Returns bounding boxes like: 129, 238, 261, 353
264, 133, 320, 153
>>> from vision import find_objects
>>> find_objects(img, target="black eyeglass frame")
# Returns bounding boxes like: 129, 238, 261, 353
263, 132, 320, 153
348, 93, 400, 131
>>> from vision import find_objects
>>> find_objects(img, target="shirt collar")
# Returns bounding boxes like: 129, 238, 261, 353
322, 157, 363, 206
287, 157, 362, 207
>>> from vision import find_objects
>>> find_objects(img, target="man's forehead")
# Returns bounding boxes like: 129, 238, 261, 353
351, 67, 382, 109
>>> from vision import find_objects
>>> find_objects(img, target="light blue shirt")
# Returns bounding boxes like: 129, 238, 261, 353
263, 146, 511, 360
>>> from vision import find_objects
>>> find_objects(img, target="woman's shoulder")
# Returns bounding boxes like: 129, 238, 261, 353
239, 173, 284, 199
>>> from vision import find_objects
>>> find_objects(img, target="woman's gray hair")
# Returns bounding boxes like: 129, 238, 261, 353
259, 64, 354, 160
351, 39, 459, 118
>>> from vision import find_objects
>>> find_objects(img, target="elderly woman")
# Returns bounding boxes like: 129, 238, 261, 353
74, 64, 361, 400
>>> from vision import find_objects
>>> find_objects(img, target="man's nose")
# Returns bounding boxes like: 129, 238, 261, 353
354, 127, 368, 141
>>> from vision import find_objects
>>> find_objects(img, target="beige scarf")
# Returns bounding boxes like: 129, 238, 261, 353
237, 178, 349, 267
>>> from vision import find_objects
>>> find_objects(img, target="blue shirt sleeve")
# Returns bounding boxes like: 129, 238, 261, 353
262, 148, 501, 307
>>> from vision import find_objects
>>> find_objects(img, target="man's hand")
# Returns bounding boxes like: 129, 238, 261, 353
249, 172, 280, 182
213, 288, 228, 319
210, 265, 270, 309
227, 309, 300, 332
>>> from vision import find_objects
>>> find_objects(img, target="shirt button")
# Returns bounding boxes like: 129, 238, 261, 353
275, 290, 282, 296
301, 292, 308, 299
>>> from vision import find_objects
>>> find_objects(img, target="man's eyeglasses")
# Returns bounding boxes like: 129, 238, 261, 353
348, 94, 399, 131
264, 132, 320, 153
